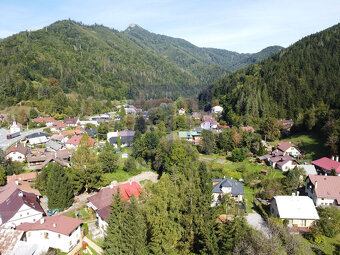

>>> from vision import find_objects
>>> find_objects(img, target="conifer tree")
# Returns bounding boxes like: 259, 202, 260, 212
0, 166, 6, 186
46, 163, 73, 210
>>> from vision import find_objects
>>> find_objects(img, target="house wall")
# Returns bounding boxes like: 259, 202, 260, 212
24, 226, 81, 253
6, 152, 25, 162
284, 147, 300, 157
97, 215, 108, 235
28, 137, 49, 145
3, 204, 43, 228
221, 187, 232, 194
315, 197, 337, 206
277, 161, 297, 172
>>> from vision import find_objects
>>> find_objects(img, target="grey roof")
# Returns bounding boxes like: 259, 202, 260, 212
46, 140, 62, 151
86, 128, 98, 136
25, 132, 50, 139
296, 165, 317, 175
109, 136, 134, 145
212, 178, 244, 196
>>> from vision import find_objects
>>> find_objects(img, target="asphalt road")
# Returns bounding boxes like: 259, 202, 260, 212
0, 127, 45, 151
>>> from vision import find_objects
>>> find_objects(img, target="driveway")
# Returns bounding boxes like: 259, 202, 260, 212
246, 212, 270, 238
0, 127, 45, 151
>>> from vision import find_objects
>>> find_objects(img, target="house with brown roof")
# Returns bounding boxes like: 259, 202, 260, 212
276, 141, 300, 157
65, 135, 95, 149
5, 143, 30, 162
305, 175, 340, 207
0, 189, 44, 228
0, 228, 26, 255
7, 172, 37, 184
27, 149, 71, 170
311, 157, 340, 175
32, 117, 56, 127
63, 118, 79, 127
87, 181, 142, 234
50, 121, 66, 132
17, 215, 82, 253
240, 126, 255, 133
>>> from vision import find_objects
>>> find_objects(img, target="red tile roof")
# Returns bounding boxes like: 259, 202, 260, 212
62, 129, 83, 137
88, 182, 142, 210
50, 134, 64, 141
32, 117, 55, 123
96, 205, 111, 220
7, 172, 37, 183
17, 215, 82, 236
63, 118, 78, 125
311, 157, 340, 173
241, 126, 255, 132
308, 175, 340, 202
0, 181, 17, 204
66, 135, 94, 146
51, 121, 66, 129
277, 141, 296, 152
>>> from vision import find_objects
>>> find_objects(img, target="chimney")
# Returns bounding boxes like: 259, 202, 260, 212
110, 181, 117, 189
332, 156, 335, 161
223, 176, 225, 179
129, 180, 132, 186
18, 191, 23, 197
315, 181, 318, 190
15, 180, 19, 185
230, 177, 233, 180
336, 156, 339, 162
296, 191, 299, 196
53, 223, 56, 228
292, 192, 295, 196
40, 218, 45, 224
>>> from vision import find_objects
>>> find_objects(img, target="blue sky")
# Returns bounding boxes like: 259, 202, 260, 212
0, 0, 339, 52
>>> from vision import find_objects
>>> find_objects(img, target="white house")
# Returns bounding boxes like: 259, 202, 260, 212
305, 175, 340, 207
276, 141, 300, 157
0, 189, 44, 228
77, 120, 99, 127
270, 195, 319, 228
10, 121, 23, 134
211, 106, 223, 114
211, 178, 244, 206
276, 158, 299, 172
178, 108, 186, 115
25, 132, 50, 146
96, 206, 110, 235
16, 215, 83, 253
5, 144, 30, 162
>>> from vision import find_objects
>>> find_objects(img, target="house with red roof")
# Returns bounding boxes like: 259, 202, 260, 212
305, 175, 340, 207
63, 118, 79, 127
50, 121, 66, 132
16, 215, 82, 253
65, 135, 95, 149
240, 126, 255, 133
311, 157, 340, 175
87, 181, 142, 234
7, 172, 37, 183
5, 143, 30, 162
0, 189, 44, 228
276, 141, 300, 157
32, 117, 56, 127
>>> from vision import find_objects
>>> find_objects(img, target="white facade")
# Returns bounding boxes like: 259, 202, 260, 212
283, 147, 300, 157
211, 106, 223, 114
27, 136, 49, 145
10, 122, 23, 134
6, 151, 26, 162
78, 120, 99, 127
23, 226, 82, 253
178, 109, 186, 115
277, 161, 297, 171
107, 132, 118, 142
97, 214, 108, 235
1, 204, 43, 228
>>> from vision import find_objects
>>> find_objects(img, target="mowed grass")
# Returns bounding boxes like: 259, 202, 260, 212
270, 131, 326, 160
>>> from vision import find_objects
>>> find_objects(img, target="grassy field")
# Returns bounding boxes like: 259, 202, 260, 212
270, 131, 327, 160
310, 233, 340, 255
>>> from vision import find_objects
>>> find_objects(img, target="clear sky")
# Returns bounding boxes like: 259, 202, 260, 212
0, 0, 339, 53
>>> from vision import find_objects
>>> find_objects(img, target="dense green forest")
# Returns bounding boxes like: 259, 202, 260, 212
0, 20, 281, 107
199, 23, 340, 153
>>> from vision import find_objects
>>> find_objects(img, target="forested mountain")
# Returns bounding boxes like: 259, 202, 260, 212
0, 20, 281, 106
124, 24, 283, 73
201, 23, 340, 121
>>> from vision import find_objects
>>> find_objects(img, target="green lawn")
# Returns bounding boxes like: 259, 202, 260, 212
310, 233, 340, 255
270, 131, 326, 160
66, 207, 95, 220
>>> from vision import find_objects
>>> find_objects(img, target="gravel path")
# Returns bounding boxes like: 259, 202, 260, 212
246, 212, 270, 238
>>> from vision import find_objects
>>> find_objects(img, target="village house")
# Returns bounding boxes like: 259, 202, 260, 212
50, 121, 66, 133
276, 141, 300, 157
278, 119, 294, 134
211, 178, 244, 206
27, 149, 71, 170
191, 112, 202, 120
87, 181, 142, 234
240, 126, 255, 133
77, 120, 99, 127
86, 128, 98, 137
63, 118, 79, 127
10, 121, 23, 134
50, 134, 64, 143
270, 195, 319, 228
46, 140, 63, 151
65, 135, 95, 149
0, 189, 44, 228
107, 130, 135, 148
0, 228, 27, 255
5, 143, 30, 162
211, 105, 223, 114
305, 175, 340, 207
178, 131, 201, 144
16, 215, 83, 253
311, 156, 340, 176
178, 108, 186, 115
7, 172, 37, 184
296, 165, 317, 176
25, 132, 50, 146
32, 117, 56, 127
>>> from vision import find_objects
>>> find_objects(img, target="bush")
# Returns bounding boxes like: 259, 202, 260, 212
231, 148, 248, 162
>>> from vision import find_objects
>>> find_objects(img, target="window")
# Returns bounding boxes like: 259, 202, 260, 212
27, 212, 29, 215
58, 234, 61, 238
44, 232, 49, 239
